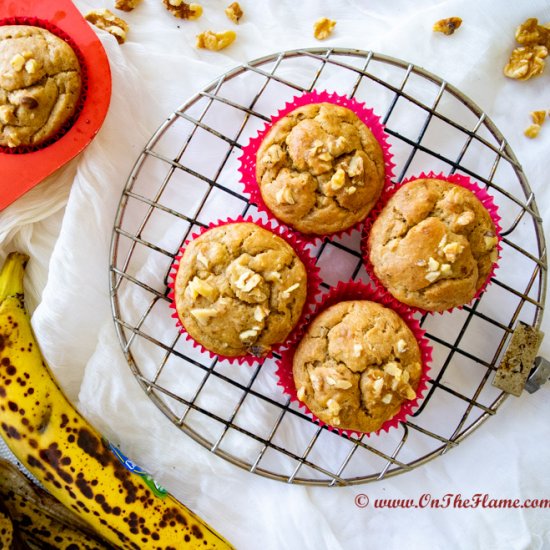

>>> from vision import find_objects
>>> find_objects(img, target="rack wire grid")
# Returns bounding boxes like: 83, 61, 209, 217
109, 48, 547, 486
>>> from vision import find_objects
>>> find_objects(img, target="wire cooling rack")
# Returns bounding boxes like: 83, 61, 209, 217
109, 48, 547, 486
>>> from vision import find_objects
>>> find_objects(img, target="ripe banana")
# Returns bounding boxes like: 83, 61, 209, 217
0, 457, 113, 549
0, 252, 234, 550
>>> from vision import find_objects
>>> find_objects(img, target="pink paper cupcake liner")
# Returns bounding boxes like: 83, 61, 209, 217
275, 280, 432, 437
360, 171, 503, 315
0, 17, 89, 155
167, 216, 322, 366
238, 90, 396, 245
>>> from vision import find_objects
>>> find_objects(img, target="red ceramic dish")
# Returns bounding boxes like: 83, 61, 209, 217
0, 0, 112, 210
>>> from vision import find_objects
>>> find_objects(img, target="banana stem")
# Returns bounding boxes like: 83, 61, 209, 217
0, 253, 29, 301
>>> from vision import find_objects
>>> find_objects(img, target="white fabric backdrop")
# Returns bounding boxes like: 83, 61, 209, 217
1, 1, 550, 549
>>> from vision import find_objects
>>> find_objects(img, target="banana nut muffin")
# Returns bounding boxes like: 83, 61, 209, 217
0, 25, 82, 148
293, 300, 422, 433
255, 102, 385, 235
368, 178, 499, 312
173, 222, 308, 357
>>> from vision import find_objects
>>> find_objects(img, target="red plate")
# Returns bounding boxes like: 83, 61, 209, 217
0, 0, 111, 210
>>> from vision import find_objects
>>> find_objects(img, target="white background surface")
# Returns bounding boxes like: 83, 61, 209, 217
1, 1, 550, 549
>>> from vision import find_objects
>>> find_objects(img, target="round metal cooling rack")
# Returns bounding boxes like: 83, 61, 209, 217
110, 48, 547, 486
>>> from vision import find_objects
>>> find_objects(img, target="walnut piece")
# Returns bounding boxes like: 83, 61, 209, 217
196, 30, 236, 51
433, 17, 462, 35
10, 53, 25, 71
504, 45, 548, 80
313, 17, 336, 40
115, 0, 141, 11
515, 17, 550, 48
504, 17, 550, 80
0, 105, 16, 125
531, 110, 547, 125
225, 2, 243, 24
85, 9, 129, 44
163, 0, 203, 20
524, 124, 541, 138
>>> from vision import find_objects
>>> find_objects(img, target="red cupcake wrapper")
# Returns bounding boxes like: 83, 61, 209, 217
275, 280, 432, 437
167, 216, 322, 366
0, 17, 89, 155
238, 90, 396, 245
360, 171, 503, 315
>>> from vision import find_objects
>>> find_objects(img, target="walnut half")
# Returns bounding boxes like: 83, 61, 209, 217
504, 45, 548, 80
313, 17, 336, 40
196, 30, 236, 51
433, 17, 462, 35
163, 0, 203, 20
225, 2, 243, 24
85, 9, 129, 44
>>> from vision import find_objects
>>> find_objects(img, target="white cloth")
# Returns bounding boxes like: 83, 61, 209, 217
2, 1, 550, 549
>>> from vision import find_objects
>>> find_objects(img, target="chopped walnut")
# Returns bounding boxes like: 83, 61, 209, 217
275, 186, 296, 205
24, 59, 39, 74
515, 18, 550, 48
524, 124, 542, 138
239, 328, 259, 342
372, 377, 384, 396
531, 110, 547, 125
326, 398, 341, 416
0, 105, 16, 125
484, 234, 498, 250
425, 270, 441, 283
10, 53, 25, 71
433, 16, 462, 35
455, 210, 475, 226
297, 386, 306, 401
196, 30, 236, 51
396, 339, 408, 354
440, 263, 452, 276
85, 9, 129, 44
115, 0, 141, 11
190, 308, 217, 325
346, 154, 364, 177
186, 276, 218, 301
225, 2, 243, 24
384, 362, 402, 379
427, 257, 440, 272
329, 168, 346, 191
282, 283, 300, 298
441, 241, 464, 262
381, 394, 393, 405
504, 45, 548, 80
313, 17, 336, 40
163, 0, 203, 19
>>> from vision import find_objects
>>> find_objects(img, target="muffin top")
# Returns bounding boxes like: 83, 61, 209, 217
255, 102, 385, 235
368, 178, 499, 312
174, 222, 308, 357
0, 25, 82, 148
293, 300, 422, 433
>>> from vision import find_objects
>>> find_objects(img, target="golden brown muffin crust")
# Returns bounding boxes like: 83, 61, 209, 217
256, 103, 385, 235
293, 300, 421, 433
174, 222, 308, 357
0, 25, 82, 148
368, 178, 499, 312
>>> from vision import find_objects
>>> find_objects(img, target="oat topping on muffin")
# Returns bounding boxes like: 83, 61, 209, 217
173, 222, 308, 357
367, 178, 499, 312
0, 25, 82, 148
293, 300, 422, 433
255, 102, 386, 236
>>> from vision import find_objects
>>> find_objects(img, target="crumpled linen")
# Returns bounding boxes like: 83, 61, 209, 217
1, 0, 550, 549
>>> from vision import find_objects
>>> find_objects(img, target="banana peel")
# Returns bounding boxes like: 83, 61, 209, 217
0, 252, 234, 550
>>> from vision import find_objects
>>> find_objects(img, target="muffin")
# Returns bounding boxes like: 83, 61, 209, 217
367, 178, 499, 312
173, 222, 308, 357
0, 25, 82, 148
255, 102, 385, 235
293, 300, 422, 433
